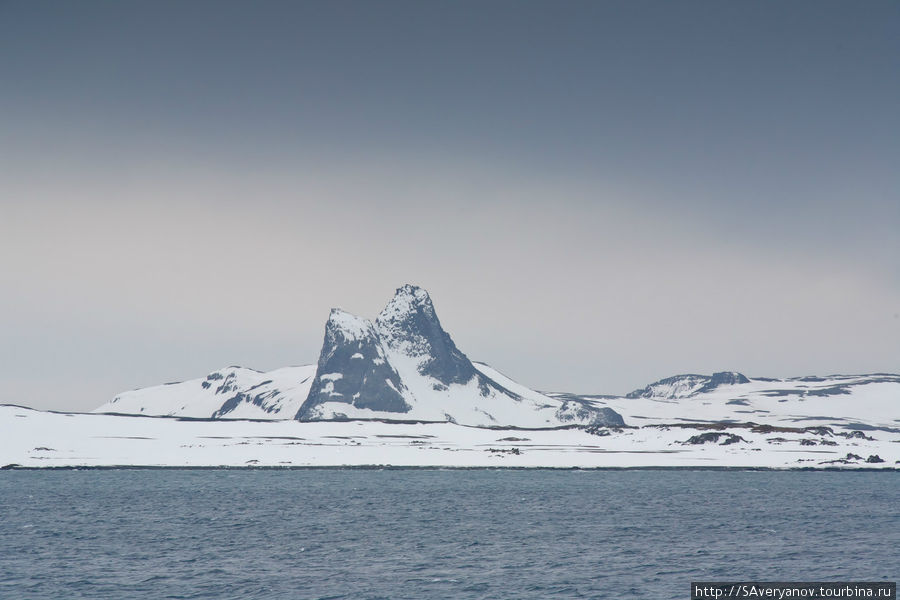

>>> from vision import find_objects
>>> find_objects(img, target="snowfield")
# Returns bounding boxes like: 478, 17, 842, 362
3, 403, 897, 469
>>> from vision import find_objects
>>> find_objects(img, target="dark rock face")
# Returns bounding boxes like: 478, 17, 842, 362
296, 310, 410, 420
213, 390, 277, 418
805, 386, 852, 397
375, 284, 478, 386
684, 432, 747, 445
838, 430, 875, 441
696, 371, 751, 394
555, 400, 626, 427
200, 369, 284, 418
822, 452, 867, 465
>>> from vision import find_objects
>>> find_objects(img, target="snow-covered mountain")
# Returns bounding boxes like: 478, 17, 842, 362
567, 372, 900, 431
96, 365, 317, 420
94, 285, 623, 428
296, 285, 622, 427
626, 371, 750, 400
297, 309, 410, 419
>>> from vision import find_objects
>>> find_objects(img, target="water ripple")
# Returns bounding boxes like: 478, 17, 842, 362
0, 469, 897, 599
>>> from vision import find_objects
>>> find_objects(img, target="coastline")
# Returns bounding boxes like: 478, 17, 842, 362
3, 464, 898, 472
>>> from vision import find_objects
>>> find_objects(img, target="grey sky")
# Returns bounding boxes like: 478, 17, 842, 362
1, 1, 898, 411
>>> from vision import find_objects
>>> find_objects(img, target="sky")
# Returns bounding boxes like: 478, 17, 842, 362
1, 1, 899, 411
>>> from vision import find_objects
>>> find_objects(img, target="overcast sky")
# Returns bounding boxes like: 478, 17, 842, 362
2, 1, 899, 411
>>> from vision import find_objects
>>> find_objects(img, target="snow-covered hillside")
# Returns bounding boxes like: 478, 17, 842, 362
94, 365, 317, 420
95, 285, 623, 429
554, 372, 900, 431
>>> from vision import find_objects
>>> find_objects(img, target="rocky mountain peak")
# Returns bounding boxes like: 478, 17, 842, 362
376, 285, 436, 328
296, 308, 409, 421
325, 308, 374, 340
627, 371, 751, 399
375, 284, 477, 386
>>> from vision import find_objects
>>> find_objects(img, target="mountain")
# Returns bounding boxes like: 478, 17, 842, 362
375, 284, 480, 387
94, 285, 624, 428
577, 372, 900, 431
295, 284, 625, 427
296, 308, 410, 419
626, 371, 751, 399
96, 365, 317, 420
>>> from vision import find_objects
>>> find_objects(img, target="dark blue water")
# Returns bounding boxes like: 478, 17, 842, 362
1, 469, 896, 599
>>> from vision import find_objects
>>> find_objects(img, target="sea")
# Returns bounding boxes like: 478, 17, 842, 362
1, 469, 897, 599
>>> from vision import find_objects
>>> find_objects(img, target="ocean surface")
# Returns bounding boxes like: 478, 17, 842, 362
1, 469, 897, 599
